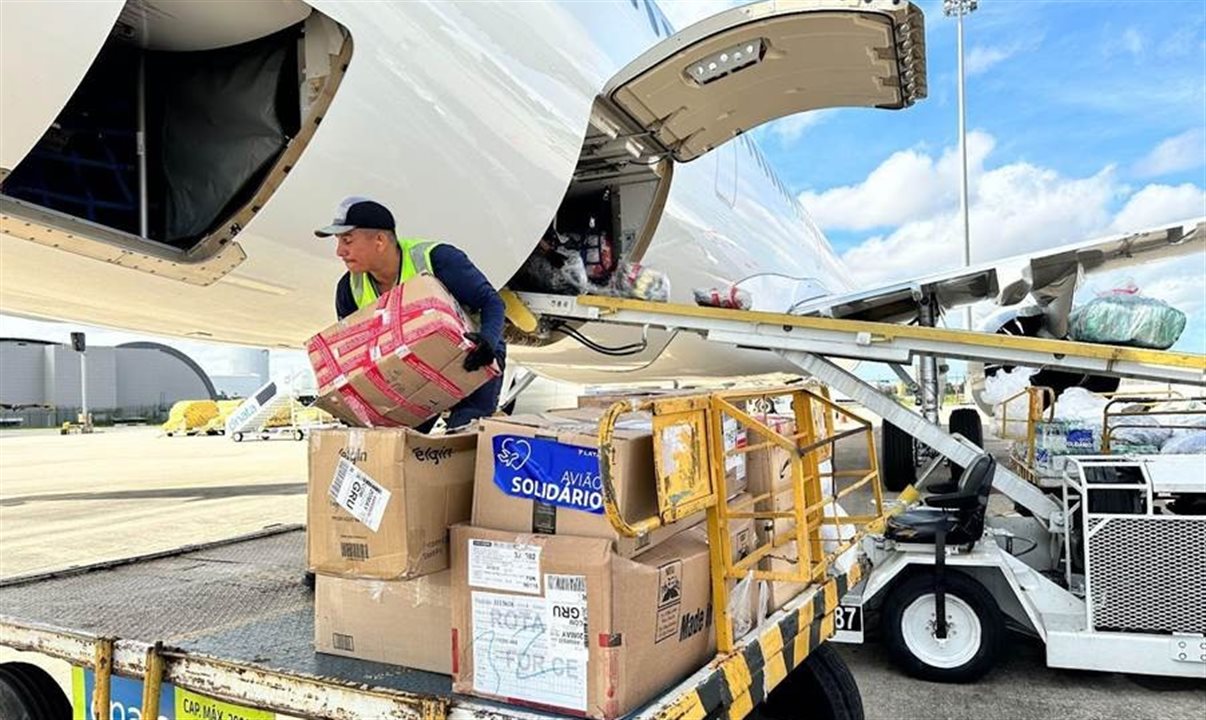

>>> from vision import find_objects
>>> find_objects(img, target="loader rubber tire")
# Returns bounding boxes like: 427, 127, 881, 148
948, 408, 984, 479
754, 643, 863, 720
881, 421, 915, 492
883, 572, 1002, 683
0, 662, 70, 720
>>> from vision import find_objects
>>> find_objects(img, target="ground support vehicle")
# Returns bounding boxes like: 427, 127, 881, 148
227, 381, 337, 443
0, 382, 884, 720
511, 294, 1206, 683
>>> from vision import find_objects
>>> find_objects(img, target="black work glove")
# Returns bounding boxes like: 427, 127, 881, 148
463, 332, 496, 372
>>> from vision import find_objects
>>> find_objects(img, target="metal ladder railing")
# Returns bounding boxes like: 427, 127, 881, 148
595, 385, 887, 653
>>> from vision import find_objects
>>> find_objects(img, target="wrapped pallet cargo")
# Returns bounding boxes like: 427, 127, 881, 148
1069, 286, 1186, 349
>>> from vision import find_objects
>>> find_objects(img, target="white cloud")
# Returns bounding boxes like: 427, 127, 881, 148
1111, 183, 1206, 231
1121, 27, 1145, 56
829, 132, 1203, 291
965, 45, 1017, 76
659, 0, 740, 30
1132, 129, 1206, 178
766, 109, 835, 143
797, 130, 995, 231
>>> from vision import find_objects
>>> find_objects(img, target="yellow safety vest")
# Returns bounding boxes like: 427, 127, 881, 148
351, 237, 441, 309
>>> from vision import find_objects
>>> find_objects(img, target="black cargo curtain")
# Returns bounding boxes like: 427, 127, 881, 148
147, 27, 301, 246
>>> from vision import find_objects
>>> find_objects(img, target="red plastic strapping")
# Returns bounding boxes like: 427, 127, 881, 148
362, 364, 431, 420
401, 353, 464, 400
337, 384, 393, 427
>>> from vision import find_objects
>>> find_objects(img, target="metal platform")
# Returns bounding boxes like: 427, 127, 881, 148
0, 524, 866, 720
0, 528, 453, 700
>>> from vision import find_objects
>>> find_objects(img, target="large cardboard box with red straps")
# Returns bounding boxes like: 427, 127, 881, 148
307, 275, 500, 428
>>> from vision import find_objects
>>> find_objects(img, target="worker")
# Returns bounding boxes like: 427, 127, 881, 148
315, 196, 506, 431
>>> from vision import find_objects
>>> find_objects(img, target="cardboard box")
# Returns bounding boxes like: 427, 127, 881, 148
472, 410, 701, 557
307, 275, 500, 428
315, 570, 452, 673
754, 484, 854, 611
450, 525, 715, 719
308, 427, 475, 579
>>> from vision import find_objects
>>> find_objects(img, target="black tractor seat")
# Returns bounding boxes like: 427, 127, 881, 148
886, 454, 996, 548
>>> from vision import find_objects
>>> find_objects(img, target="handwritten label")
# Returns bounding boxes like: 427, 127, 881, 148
468, 538, 541, 594
471, 591, 587, 712
493, 435, 603, 514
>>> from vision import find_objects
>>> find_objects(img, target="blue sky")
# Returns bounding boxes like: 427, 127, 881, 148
700, 0, 1203, 352
4, 0, 1204, 390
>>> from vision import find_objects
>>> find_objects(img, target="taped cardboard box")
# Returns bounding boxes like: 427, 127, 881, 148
450, 525, 714, 719
472, 409, 701, 558
307, 275, 500, 428
308, 427, 475, 579
315, 570, 452, 674
754, 483, 855, 611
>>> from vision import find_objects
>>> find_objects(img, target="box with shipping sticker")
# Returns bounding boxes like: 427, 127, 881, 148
307, 427, 475, 579
450, 525, 714, 719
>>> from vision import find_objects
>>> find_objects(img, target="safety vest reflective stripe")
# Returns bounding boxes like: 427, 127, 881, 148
350, 238, 441, 310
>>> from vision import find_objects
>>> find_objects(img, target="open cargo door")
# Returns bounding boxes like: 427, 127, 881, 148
601, 0, 926, 162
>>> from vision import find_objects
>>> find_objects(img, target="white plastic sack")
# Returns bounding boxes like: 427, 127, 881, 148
1161, 431, 1206, 455
1110, 411, 1174, 447
982, 367, 1038, 439
1054, 387, 1108, 426
729, 571, 757, 638
821, 503, 858, 574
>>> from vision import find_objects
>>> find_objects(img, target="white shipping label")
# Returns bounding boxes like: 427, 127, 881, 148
472, 591, 587, 712
544, 574, 589, 659
724, 418, 747, 480
468, 538, 541, 594
329, 457, 391, 532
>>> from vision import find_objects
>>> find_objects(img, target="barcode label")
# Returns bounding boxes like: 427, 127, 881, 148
329, 457, 391, 532
547, 574, 586, 593
545, 574, 588, 659
332, 633, 355, 651
340, 542, 370, 560
329, 458, 351, 501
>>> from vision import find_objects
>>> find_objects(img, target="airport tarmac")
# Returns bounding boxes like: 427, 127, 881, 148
0, 417, 1202, 719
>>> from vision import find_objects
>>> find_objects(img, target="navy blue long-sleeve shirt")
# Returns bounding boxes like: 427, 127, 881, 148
335, 244, 506, 355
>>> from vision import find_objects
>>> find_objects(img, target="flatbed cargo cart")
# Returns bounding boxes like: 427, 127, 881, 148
0, 383, 885, 720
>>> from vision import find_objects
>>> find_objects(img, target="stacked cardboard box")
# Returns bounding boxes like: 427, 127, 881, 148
309, 427, 477, 673
471, 410, 703, 557
451, 407, 725, 718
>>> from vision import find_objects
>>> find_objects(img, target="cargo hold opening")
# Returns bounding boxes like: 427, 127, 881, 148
0, 0, 348, 256
508, 101, 672, 297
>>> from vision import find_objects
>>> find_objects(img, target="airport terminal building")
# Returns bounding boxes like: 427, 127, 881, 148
0, 338, 216, 427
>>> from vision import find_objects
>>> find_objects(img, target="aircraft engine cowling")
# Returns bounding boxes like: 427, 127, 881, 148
968, 305, 1120, 416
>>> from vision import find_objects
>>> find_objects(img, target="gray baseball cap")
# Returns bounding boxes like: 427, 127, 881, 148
314, 196, 395, 237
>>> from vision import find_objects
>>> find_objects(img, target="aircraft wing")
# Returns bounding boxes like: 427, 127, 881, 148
790, 217, 1205, 325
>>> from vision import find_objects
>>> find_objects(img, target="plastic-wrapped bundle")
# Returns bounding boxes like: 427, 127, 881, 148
611, 261, 670, 302
1161, 431, 1206, 454
1069, 291, 1186, 349
693, 286, 752, 310
1110, 412, 1174, 447
512, 247, 588, 294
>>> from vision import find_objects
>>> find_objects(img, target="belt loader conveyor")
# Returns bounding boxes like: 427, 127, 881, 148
516, 292, 1206, 522
511, 293, 1206, 684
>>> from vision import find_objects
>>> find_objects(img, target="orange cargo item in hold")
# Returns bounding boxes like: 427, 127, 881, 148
306, 276, 500, 428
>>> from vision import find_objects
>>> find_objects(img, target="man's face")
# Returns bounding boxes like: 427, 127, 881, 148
334, 229, 382, 272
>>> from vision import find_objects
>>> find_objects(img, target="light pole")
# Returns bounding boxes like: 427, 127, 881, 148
944, 0, 978, 332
